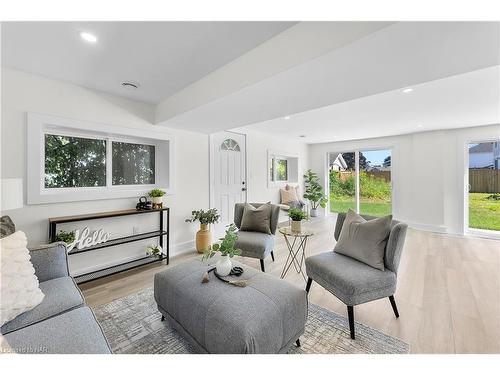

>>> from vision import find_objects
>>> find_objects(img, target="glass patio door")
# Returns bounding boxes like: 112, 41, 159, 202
329, 149, 392, 217
467, 141, 500, 232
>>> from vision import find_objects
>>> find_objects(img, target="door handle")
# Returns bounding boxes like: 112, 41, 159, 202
241, 188, 247, 191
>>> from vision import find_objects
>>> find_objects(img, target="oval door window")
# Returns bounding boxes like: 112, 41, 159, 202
220, 138, 241, 152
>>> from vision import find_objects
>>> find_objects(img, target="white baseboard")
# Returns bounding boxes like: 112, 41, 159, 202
170, 240, 196, 256
403, 221, 448, 234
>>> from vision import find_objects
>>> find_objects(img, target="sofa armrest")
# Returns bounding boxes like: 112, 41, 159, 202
28, 242, 70, 282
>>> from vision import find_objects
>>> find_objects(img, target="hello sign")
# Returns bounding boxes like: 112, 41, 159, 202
67, 227, 111, 252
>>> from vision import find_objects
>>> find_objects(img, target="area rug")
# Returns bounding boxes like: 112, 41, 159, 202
93, 287, 409, 354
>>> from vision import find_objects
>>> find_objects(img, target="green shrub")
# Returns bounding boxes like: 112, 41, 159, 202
329, 170, 391, 200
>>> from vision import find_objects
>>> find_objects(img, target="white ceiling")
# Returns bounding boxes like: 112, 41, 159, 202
235, 66, 500, 144
1, 21, 295, 103
163, 22, 500, 133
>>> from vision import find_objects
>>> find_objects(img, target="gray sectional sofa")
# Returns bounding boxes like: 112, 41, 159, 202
1, 217, 111, 354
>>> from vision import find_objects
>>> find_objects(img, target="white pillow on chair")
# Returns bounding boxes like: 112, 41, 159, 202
0, 231, 45, 326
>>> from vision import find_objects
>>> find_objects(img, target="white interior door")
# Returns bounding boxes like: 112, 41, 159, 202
210, 131, 247, 236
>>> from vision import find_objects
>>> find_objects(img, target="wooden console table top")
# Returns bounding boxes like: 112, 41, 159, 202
49, 207, 169, 224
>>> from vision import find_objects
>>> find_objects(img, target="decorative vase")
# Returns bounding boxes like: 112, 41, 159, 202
310, 208, 318, 217
216, 255, 232, 276
196, 223, 212, 254
291, 220, 302, 233
152, 196, 162, 204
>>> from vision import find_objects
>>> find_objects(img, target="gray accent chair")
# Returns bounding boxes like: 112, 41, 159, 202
304, 212, 408, 339
1, 216, 111, 354
234, 203, 281, 272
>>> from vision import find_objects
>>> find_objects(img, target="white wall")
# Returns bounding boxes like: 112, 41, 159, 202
236, 128, 309, 205
1, 68, 209, 275
308, 124, 500, 235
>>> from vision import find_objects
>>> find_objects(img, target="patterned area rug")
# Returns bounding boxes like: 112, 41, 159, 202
94, 287, 409, 354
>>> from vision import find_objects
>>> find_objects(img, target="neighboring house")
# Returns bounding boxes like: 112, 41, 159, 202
329, 153, 347, 171
469, 142, 500, 169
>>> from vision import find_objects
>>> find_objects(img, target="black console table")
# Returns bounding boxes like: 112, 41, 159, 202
48, 208, 169, 284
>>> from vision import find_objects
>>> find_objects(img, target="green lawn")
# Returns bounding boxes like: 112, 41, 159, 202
330, 194, 392, 217
469, 193, 500, 231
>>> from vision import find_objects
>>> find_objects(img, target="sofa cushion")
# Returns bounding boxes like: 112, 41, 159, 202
235, 230, 275, 259
2, 307, 111, 354
1, 231, 45, 326
305, 251, 397, 306
334, 209, 392, 271
240, 203, 272, 234
1, 276, 84, 334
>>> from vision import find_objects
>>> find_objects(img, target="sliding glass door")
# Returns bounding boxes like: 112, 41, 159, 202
467, 141, 500, 232
329, 152, 356, 214
359, 150, 392, 216
329, 149, 392, 217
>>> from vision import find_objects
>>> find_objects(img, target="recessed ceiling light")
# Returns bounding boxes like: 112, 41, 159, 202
79, 31, 97, 43
284, 116, 291, 120
121, 82, 139, 89
402, 88, 413, 94
417, 124, 423, 128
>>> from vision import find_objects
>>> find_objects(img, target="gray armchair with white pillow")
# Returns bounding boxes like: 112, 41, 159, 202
305, 210, 408, 340
234, 203, 280, 272
0, 216, 111, 354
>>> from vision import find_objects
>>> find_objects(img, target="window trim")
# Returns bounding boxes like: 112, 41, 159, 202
27, 113, 175, 204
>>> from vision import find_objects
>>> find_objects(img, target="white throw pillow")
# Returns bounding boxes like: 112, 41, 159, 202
0, 231, 45, 326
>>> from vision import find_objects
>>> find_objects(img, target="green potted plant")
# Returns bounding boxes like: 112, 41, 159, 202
149, 188, 166, 208
203, 224, 242, 276
185, 208, 220, 253
303, 169, 328, 217
146, 244, 163, 259
289, 208, 307, 233
54, 230, 76, 246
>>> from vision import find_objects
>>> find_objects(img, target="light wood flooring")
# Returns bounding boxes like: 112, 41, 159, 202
80, 216, 500, 354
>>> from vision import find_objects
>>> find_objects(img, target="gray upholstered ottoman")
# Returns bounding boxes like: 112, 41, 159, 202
154, 259, 307, 354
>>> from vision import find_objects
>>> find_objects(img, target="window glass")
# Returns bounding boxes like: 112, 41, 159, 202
276, 159, 288, 181
112, 141, 155, 185
44, 134, 106, 188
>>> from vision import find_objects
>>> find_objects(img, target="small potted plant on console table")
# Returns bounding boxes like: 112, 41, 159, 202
185, 208, 220, 253
149, 188, 166, 209
289, 208, 307, 233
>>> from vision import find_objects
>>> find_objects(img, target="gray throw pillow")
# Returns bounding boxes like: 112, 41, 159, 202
334, 209, 392, 271
240, 203, 272, 234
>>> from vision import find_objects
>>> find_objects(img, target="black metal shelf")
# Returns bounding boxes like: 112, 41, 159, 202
68, 230, 168, 255
48, 208, 170, 284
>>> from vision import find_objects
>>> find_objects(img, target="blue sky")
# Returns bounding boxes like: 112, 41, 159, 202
360, 149, 391, 166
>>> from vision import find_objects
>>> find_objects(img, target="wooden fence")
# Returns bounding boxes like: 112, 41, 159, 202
337, 171, 391, 182
469, 169, 500, 193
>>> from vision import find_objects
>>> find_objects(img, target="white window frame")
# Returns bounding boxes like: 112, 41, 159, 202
463, 138, 500, 239
273, 156, 289, 182
27, 113, 175, 204
267, 150, 299, 188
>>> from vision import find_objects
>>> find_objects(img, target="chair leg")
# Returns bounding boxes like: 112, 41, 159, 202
305, 277, 313, 293
161, 315, 165, 322
389, 295, 400, 318
347, 306, 355, 339
260, 259, 265, 272
295, 339, 301, 347
271, 251, 275, 262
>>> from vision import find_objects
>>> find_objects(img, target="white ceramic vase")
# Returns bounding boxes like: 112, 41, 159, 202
310, 208, 318, 217
216, 255, 232, 276
152, 196, 163, 205
291, 220, 302, 233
